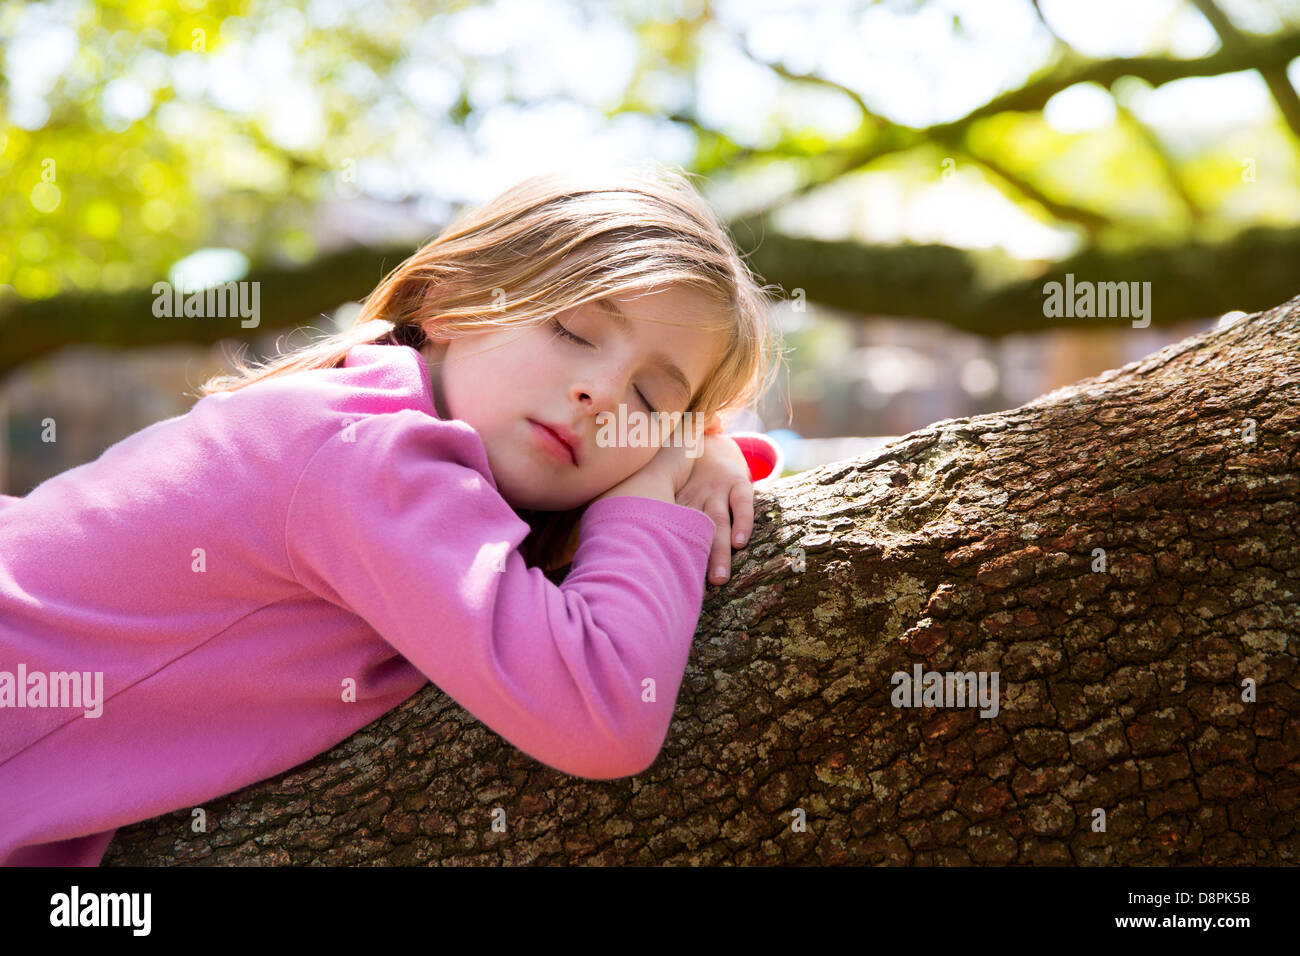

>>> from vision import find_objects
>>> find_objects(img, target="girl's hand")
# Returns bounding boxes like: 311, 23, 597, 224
591, 415, 700, 506
641, 425, 700, 496
673, 430, 754, 587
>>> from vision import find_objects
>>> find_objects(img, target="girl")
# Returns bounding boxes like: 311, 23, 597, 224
0, 163, 785, 866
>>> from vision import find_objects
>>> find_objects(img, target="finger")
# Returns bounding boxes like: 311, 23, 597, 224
729, 480, 754, 548
703, 498, 732, 585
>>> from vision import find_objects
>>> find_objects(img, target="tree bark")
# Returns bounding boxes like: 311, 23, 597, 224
104, 295, 1300, 865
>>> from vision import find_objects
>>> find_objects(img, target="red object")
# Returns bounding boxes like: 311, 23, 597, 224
726, 432, 784, 484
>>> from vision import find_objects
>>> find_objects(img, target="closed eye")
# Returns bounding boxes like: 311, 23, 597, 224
551, 318, 589, 347
552, 318, 658, 414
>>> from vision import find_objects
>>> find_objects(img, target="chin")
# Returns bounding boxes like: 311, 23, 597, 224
496, 480, 575, 513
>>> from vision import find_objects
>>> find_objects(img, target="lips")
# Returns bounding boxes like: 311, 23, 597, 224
531, 420, 578, 465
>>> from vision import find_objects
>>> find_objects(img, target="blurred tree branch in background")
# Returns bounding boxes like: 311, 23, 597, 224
1190, 0, 1300, 140
3, 0, 1299, 375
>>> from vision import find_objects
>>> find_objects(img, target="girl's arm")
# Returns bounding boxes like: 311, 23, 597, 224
284, 411, 717, 781
548, 427, 785, 579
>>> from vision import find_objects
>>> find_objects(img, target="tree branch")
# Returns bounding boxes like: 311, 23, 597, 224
696, 27, 1300, 223
944, 144, 1111, 237
1189, 0, 1300, 144
7, 224, 1300, 378
946, 30, 1300, 130
102, 295, 1300, 865
1111, 98, 1204, 226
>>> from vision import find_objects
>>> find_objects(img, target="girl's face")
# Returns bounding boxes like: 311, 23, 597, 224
418, 284, 729, 511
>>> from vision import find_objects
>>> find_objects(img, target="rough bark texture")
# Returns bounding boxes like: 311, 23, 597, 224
105, 295, 1300, 866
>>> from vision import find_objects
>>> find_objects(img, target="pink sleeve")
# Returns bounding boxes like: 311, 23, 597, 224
284, 411, 718, 780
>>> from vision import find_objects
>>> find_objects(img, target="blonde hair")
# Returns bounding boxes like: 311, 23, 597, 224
199, 161, 787, 570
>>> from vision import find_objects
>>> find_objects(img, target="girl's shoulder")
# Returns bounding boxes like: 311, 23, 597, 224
190, 343, 464, 477
208, 344, 437, 428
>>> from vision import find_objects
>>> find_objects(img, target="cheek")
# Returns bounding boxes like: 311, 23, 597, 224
629, 443, 659, 472
602, 444, 653, 482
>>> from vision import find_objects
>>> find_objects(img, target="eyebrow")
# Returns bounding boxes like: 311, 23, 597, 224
589, 297, 694, 403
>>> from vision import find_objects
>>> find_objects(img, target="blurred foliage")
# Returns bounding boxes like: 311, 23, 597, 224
2, 0, 1299, 314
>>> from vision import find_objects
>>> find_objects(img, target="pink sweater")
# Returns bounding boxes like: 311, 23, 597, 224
0, 343, 777, 866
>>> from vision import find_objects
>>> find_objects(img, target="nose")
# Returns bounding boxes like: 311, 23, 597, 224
570, 371, 623, 420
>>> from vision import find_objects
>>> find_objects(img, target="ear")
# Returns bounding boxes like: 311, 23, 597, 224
420, 280, 462, 343
416, 322, 453, 346
702, 412, 724, 436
